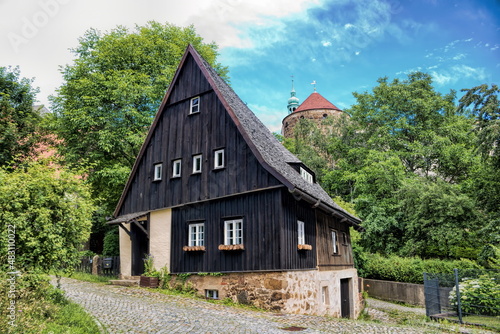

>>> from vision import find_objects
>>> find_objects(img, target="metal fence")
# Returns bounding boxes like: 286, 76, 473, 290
424, 268, 499, 329
75, 256, 120, 277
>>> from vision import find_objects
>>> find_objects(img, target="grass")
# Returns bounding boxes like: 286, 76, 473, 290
0, 272, 105, 334
443, 314, 500, 332
57, 271, 117, 284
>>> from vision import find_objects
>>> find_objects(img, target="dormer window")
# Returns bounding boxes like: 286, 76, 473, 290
300, 167, 313, 184
190, 97, 200, 114
153, 163, 162, 181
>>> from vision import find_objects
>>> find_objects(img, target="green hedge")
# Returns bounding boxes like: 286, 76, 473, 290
359, 253, 481, 284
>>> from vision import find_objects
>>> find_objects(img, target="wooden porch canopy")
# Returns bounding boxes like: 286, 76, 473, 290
107, 211, 150, 238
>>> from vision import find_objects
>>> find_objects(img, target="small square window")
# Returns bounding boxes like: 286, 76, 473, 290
193, 154, 202, 174
190, 97, 200, 114
214, 149, 224, 169
153, 163, 162, 181
297, 220, 305, 245
188, 223, 204, 247
224, 219, 243, 245
205, 289, 218, 299
172, 159, 181, 178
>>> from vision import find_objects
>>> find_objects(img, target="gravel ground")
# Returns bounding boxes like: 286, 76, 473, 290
53, 277, 495, 334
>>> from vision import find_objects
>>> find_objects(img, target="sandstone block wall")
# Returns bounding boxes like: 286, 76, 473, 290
282, 109, 343, 138
183, 269, 362, 318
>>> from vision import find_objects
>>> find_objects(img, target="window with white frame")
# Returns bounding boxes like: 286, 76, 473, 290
297, 220, 305, 245
190, 96, 200, 114
331, 229, 339, 254
224, 219, 243, 245
214, 149, 225, 169
172, 159, 181, 178
205, 289, 218, 299
193, 154, 202, 174
300, 167, 313, 184
153, 163, 162, 181
188, 223, 204, 247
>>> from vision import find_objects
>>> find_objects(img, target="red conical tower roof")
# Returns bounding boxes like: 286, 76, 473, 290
294, 92, 341, 112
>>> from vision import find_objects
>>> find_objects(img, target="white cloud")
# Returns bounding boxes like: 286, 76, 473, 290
431, 65, 487, 86
322, 40, 332, 47
452, 53, 466, 60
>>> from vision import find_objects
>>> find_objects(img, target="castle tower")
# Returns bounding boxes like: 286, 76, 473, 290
282, 86, 344, 138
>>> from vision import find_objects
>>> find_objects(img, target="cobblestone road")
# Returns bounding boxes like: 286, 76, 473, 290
54, 277, 479, 334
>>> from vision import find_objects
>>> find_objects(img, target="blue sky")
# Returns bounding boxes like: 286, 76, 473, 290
1, 0, 498, 132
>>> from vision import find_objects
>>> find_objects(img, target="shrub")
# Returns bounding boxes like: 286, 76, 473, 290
449, 274, 500, 316
360, 253, 481, 284
103, 228, 120, 256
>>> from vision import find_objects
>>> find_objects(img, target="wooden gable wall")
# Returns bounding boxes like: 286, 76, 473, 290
117, 54, 281, 217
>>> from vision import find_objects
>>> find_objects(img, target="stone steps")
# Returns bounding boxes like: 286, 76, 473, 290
110, 277, 140, 287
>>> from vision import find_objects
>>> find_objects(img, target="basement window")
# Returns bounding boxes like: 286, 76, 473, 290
205, 289, 219, 299
190, 96, 200, 114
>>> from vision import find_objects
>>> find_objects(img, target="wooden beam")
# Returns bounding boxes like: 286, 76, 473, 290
131, 219, 149, 239
118, 223, 131, 238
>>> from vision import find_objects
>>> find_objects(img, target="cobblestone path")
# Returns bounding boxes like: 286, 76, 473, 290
54, 277, 461, 334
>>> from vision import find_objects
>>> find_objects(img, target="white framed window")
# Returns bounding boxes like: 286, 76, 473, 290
205, 289, 218, 299
300, 167, 313, 184
214, 149, 225, 169
331, 229, 338, 254
193, 154, 202, 174
172, 159, 182, 178
188, 223, 204, 247
224, 219, 243, 245
153, 163, 162, 181
190, 96, 200, 114
297, 220, 305, 245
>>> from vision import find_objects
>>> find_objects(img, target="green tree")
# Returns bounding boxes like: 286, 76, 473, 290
0, 66, 40, 167
0, 161, 95, 272
459, 84, 500, 165
51, 22, 228, 213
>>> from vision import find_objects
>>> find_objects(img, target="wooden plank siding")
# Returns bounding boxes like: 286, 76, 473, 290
280, 190, 317, 270
117, 53, 281, 217
315, 210, 354, 270
170, 188, 284, 273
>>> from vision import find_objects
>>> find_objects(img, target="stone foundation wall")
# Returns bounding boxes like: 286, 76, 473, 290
182, 269, 361, 318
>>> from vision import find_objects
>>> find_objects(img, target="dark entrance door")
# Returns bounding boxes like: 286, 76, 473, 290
131, 221, 149, 276
340, 278, 351, 318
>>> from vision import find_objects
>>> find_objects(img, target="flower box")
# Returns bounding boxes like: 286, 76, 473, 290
183, 245, 206, 252
140, 276, 159, 288
218, 244, 245, 251
297, 244, 312, 251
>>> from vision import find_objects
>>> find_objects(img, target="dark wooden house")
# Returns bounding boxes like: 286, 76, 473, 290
109, 45, 363, 318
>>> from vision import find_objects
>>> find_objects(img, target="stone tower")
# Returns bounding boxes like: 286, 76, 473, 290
282, 87, 344, 138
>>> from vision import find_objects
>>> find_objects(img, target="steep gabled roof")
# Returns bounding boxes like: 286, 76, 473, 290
112, 45, 361, 229
294, 92, 342, 113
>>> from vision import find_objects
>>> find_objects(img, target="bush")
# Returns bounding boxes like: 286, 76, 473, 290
449, 274, 500, 316
360, 253, 481, 284
103, 227, 120, 256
